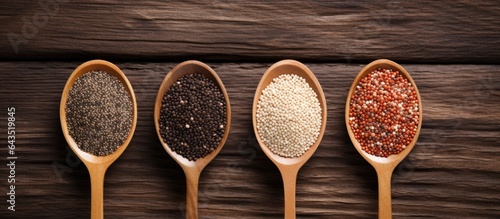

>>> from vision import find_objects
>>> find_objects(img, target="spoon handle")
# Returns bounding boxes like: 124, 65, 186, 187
185, 170, 200, 219
281, 167, 299, 219
376, 168, 393, 219
89, 166, 106, 219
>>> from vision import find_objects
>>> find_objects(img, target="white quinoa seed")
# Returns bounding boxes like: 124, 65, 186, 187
256, 74, 322, 158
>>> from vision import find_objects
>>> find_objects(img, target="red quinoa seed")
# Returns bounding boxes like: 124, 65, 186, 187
349, 68, 419, 158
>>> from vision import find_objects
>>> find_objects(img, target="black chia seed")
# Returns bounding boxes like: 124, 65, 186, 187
65, 70, 133, 156
159, 73, 227, 161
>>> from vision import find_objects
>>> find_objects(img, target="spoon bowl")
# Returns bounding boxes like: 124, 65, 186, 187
345, 59, 422, 219
252, 60, 327, 219
154, 60, 231, 219
60, 60, 138, 219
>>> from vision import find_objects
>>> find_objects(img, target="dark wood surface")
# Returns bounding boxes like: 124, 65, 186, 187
1, 0, 500, 63
0, 62, 499, 218
1, 1, 500, 218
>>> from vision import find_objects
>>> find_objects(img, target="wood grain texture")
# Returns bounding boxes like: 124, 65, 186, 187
0, 62, 499, 218
1, 1, 500, 63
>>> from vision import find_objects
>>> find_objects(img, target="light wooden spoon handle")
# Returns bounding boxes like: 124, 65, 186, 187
281, 167, 299, 219
89, 167, 106, 219
377, 168, 393, 219
185, 170, 200, 219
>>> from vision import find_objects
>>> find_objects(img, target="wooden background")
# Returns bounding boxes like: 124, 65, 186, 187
1, 1, 499, 218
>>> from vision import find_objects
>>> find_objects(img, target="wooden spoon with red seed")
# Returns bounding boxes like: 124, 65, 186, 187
345, 59, 422, 219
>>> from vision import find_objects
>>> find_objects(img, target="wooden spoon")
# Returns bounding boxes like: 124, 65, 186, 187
60, 60, 138, 219
154, 60, 231, 219
345, 59, 422, 219
252, 60, 327, 219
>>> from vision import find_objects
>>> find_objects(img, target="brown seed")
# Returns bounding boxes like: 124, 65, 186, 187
65, 70, 133, 156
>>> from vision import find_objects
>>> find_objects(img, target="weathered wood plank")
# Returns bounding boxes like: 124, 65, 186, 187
1, 1, 499, 63
0, 62, 499, 218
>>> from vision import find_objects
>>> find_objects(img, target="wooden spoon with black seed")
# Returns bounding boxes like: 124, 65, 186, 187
154, 60, 231, 219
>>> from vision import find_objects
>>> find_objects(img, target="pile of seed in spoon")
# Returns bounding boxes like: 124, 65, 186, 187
348, 68, 419, 158
159, 73, 227, 161
65, 70, 133, 156
256, 74, 322, 158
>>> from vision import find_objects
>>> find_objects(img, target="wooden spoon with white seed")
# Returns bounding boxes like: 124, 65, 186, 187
60, 60, 138, 219
252, 60, 327, 219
